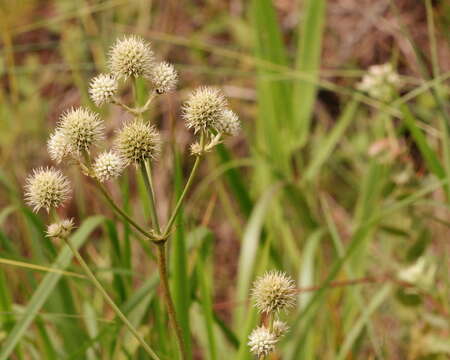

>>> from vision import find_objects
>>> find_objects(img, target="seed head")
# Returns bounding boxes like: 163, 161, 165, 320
46, 218, 75, 239
251, 270, 296, 314
89, 73, 118, 106
25, 167, 71, 213
57, 107, 104, 155
114, 120, 161, 165
93, 151, 126, 182
248, 327, 277, 358
182, 87, 227, 133
272, 320, 289, 339
216, 109, 240, 136
109, 35, 154, 79
152, 62, 178, 94
47, 130, 73, 164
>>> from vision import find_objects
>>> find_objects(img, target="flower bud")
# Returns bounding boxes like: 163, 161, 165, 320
152, 62, 178, 94
251, 270, 296, 314
182, 87, 227, 133
93, 151, 126, 182
216, 109, 240, 136
114, 120, 161, 165
248, 326, 277, 358
46, 218, 75, 239
108, 35, 154, 79
25, 167, 71, 213
272, 320, 289, 339
47, 130, 73, 164
89, 73, 118, 106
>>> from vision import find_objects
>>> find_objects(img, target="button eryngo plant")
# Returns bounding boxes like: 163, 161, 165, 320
248, 271, 296, 359
23, 34, 240, 360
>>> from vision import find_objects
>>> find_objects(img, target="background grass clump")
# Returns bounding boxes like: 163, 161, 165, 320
1, 0, 450, 359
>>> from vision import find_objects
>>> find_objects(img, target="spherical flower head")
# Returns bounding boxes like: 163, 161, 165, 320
24, 167, 71, 213
272, 320, 289, 339
109, 35, 154, 79
216, 109, 240, 136
114, 119, 161, 165
357, 63, 401, 102
152, 62, 178, 94
251, 270, 296, 314
93, 151, 126, 182
47, 130, 73, 164
57, 107, 104, 155
248, 326, 277, 358
89, 73, 118, 106
46, 218, 75, 239
182, 87, 227, 133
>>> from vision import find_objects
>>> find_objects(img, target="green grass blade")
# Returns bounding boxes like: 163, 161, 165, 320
0, 216, 105, 360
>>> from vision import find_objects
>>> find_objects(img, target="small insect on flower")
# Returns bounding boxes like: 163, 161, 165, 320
251, 270, 296, 314
109, 35, 154, 79
216, 109, 240, 136
152, 62, 178, 94
46, 218, 75, 239
114, 119, 161, 165
25, 167, 71, 213
93, 151, 126, 182
89, 73, 118, 106
47, 129, 73, 164
182, 86, 227, 133
57, 107, 104, 155
248, 326, 277, 358
272, 320, 289, 339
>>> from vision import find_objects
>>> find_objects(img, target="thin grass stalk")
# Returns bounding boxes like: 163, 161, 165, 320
140, 160, 161, 233
62, 237, 160, 360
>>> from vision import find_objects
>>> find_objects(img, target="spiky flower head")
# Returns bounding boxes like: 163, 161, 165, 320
57, 107, 104, 155
152, 62, 178, 94
272, 320, 289, 339
357, 63, 401, 102
46, 218, 75, 239
24, 167, 71, 213
216, 109, 240, 136
47, 130, 73, 164
182, 87, 227, 133
248, 327, 277, 358
114, 120, 161, 165
93, 151, 126, 182
89, 73, 118, 106
251, 270, 296, 314
109, 35, 154, 79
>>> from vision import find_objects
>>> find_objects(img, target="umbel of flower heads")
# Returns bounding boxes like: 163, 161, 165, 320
357, 63, 401, 102
248, 271, 296, 358
24, 34, 242, 360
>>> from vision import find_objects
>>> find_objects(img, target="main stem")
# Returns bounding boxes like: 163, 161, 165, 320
63, 238, 160, 360
156, 243, 186, 359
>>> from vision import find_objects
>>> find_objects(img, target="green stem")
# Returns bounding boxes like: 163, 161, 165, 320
156, 243, 187, 359
94, 180, 154, 240
140, 160, 161, 233
63, 237, 160, 360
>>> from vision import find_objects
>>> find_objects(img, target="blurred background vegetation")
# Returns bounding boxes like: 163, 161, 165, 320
0, 0, 449, 359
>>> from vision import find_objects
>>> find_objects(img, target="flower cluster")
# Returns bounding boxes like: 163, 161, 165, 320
357, 63, 401, 102
248, 271, 296, 358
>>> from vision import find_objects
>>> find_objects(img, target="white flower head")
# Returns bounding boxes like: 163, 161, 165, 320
108, 35, 154, 79
182, 86, 227, 133
272, 320, 289, 339
357, 63, 401, 101
89, 73, 118, 106
57, 107, 104, 155
251, 270, 296, 314
25, 167, 71, 213
114, 119, 161, 165
47, 218, 75, 239
47, 130, 73, 164
216, 109, 240, 136
93, 151, 126, 182
248, 326, 277, 358
152, 62, 178, 94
